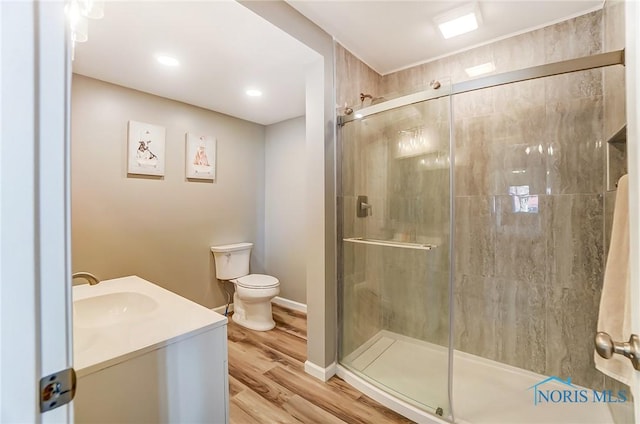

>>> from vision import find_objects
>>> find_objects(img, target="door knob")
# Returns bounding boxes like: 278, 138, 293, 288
595, 331, 640, 370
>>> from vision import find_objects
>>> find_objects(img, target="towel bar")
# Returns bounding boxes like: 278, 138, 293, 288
343, 237, 435, 251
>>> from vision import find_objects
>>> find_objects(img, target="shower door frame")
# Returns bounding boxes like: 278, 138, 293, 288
340, 50, 624, 126
336, 46, 638, 424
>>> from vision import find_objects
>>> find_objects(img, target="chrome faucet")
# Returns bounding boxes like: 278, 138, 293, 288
72, 272, 100, 286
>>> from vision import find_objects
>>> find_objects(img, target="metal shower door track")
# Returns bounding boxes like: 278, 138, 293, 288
339, 49, 625, 125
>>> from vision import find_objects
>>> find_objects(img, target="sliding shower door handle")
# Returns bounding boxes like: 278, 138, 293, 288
595, 332, 640, 370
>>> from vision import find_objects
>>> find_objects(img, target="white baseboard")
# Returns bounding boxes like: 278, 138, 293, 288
213, 296, 306, 316
304, 360, 336, 382
212, 296, 307, 316
212, 303, 233, 316
272, 296, 307, 313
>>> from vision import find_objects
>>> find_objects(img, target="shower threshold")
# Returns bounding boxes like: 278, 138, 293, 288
341, 331, 623, 424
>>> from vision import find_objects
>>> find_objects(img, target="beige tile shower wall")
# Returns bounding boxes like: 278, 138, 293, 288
449, 64, 607, 388
71, 74, 265, 309
336, 47, 384, 358
335, 43, 383, 111
604, 0, 627, 192
604, 0, 626, 138
337, 10, 617, 390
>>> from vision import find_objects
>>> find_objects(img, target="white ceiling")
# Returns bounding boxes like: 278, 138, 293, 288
73, 0, 320, 126
288, 0, 603, 75
74, 1, 604, 125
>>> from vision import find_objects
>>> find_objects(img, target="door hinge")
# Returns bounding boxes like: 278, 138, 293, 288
40, 368, 76, 412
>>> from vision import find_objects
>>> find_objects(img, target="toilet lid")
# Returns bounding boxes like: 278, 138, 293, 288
235, 274, 279, 289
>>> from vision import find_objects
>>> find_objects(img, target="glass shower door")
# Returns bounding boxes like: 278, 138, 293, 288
338, 84, 453, 418
450, 67, 632, 424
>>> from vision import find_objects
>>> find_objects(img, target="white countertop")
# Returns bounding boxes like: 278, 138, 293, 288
73, 275, 227, 376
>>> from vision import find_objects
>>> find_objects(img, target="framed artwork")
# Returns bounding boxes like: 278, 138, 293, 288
185, 133, 216, 180
127, 120, 166, 176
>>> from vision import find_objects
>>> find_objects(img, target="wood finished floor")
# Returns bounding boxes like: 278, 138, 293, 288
227, 305, 414, 424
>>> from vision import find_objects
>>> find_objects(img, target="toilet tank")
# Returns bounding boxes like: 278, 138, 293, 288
210, 242, 253, 280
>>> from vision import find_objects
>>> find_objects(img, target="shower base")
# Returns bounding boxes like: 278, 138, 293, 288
340, 331, 622, 424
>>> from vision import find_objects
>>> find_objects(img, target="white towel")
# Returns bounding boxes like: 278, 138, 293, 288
595, 174, 632, 387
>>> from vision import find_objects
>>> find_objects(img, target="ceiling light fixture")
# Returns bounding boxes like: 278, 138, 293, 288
465, 61, 495, 77
246, 89, 262, 97
156, 55, 180, 67
65, 0, 105, 60
434, 3, 482, 40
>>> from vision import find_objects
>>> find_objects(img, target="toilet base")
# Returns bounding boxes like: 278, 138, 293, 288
232, 292, 276, 331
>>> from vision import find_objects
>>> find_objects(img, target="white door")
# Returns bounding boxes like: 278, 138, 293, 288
595, 1, 640, 422
0, 1, 74, 422
626, 1, 640, 422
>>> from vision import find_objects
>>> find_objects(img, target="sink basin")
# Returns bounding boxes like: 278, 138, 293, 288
74, 292, 158, 328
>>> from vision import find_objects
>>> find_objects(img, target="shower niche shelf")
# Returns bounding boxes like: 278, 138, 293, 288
343, 237, 435, 251
607, 124, 626, 149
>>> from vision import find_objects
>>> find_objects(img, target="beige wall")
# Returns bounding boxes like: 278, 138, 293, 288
71, 74, 265, 308
265, 116, 306, 303
241, 1, 337, 371
74, 0, 338, 373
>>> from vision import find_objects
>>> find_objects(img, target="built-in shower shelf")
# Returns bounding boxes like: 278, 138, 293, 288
343, 237, 435, 250
607, 124, 626, 149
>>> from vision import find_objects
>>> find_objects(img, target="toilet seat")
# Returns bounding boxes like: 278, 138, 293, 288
233, 274, 279, 289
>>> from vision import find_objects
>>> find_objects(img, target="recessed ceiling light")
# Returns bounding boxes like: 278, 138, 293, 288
434, 3, 482, 39
465, 62, 496, 77
438, 13, 478, 39
156, 55, 180, 67
246, 89, 262, 97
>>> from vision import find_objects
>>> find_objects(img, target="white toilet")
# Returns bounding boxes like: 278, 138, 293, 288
210, 242, 280, 331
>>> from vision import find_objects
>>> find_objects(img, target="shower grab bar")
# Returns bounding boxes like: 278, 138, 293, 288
343, 237, 435, 251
